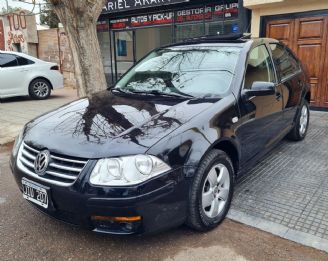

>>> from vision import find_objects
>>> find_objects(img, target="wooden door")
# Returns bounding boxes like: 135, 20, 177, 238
0, 19, 5, 51
266, 16, 328, 108
266, 19, 295, 48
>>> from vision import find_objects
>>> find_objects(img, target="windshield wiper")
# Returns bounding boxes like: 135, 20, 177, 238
128, 90, 194, 98
111, 88, 132, 94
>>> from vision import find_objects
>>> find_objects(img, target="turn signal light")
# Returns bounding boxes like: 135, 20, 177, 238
91, 216, 142, 222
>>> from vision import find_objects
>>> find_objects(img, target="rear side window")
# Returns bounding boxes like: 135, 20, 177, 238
15, 55, 35, 66
270, 44, 300, 80
244, 45, 276, 89
0, 54, 18, 67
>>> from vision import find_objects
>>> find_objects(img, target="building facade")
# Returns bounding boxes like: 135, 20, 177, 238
0, 10, 38, 57
244, 0, 328, 109
97, 0, 250, 84
37, 28, 75, 88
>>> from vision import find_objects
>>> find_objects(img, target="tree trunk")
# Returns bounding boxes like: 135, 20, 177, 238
49, 0, 107, 97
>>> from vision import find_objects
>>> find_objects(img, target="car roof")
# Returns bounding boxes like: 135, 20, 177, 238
163, 34, 280, 49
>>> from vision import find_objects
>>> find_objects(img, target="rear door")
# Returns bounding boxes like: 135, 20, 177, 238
269, 43, 304, 129
236, 44, 284, 165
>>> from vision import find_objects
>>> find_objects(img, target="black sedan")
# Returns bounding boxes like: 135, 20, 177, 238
10, 36, 310, 235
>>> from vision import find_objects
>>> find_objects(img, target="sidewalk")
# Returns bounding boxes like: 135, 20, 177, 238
228, 111, 328, 253
0, 88, 78, 145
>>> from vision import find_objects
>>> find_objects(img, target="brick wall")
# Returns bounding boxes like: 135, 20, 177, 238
38, 28, 76, 88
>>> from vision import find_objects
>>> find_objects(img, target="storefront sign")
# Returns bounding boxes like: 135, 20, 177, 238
103, 0, 189, 13
97, 20, 110, 32
109, 2, 239, 29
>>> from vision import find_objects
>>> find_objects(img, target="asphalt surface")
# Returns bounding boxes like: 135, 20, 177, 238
0, 88, 77, 145
1, 144, 327, 261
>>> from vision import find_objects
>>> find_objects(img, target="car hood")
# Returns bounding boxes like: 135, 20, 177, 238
23, 90, 217, 159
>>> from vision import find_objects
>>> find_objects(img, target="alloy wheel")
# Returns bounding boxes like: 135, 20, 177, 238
33, 81, 49, 98
202, 163, 230, 219
299, 105, 308, 136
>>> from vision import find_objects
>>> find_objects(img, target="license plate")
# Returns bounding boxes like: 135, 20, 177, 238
22, 179, 49, 209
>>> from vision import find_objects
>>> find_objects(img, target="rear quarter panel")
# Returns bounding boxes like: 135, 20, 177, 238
27, 63, 64, 89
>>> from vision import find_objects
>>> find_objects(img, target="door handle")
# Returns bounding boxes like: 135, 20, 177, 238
298, 80, 303, 88
20, 70, 28, 72
276, 92, 282, 101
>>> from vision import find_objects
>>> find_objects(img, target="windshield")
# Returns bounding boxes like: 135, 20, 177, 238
114, 46, 241, 98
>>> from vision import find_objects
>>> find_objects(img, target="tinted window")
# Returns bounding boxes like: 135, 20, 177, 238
115, 46, 241, 98
15, 55, 35, 66
0, 54, 18, 67
270, 44, 300, 80
244, 45, 275, 89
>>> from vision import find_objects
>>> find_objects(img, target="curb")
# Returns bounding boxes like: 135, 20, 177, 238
228, 209, 328, 253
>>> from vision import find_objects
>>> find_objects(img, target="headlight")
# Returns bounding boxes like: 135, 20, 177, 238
12, 129, 24, 157
90, 155, 171, 186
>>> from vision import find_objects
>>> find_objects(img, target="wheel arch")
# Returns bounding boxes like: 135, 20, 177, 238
305, 90, 311, 103
29, 77, 53, 90
203, 138, 241, 175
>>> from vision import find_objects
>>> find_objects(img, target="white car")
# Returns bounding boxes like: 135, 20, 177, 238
0, 51, 64, 99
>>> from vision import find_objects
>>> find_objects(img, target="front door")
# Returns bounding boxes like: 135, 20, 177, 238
237, 45, 283, 165
266, 16, 328, 108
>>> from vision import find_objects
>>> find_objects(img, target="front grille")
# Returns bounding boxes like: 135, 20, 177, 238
17, 142, 88, 186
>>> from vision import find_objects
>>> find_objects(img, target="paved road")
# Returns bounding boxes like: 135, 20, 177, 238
229, 111, 328, 252
0, 88, 78, 145
0, 145, 327, 261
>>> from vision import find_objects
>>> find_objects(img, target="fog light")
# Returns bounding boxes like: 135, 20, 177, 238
123, 222, 134, 231
91, 216, 142, 222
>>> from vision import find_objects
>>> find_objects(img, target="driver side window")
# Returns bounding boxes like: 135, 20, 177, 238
244, 45, 275, 89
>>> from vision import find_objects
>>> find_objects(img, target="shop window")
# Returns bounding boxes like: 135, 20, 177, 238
117, 39, 127, 57
114, 31, 134, 78
176, 23, 205, 42
206, 22, 224, 36
97, 20, 113, 84
223, 20, 240, 34
136, 26, 172, 61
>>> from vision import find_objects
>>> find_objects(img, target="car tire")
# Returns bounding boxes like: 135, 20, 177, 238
287, 101, 310, 141
29, 78, 51, 100
186, 149, 234, 232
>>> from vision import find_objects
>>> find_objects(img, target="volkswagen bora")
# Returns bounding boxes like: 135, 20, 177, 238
10, 36, 310, 234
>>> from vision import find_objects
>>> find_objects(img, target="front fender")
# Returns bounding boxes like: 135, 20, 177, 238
147, 95, 240, 178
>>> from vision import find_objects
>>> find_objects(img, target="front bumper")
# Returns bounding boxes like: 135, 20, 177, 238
10, 156, 191, 235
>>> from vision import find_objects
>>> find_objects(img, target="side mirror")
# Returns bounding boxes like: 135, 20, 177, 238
243, 82, 276, 98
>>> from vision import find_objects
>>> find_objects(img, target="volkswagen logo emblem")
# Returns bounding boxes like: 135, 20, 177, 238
34, 150, 50, 176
